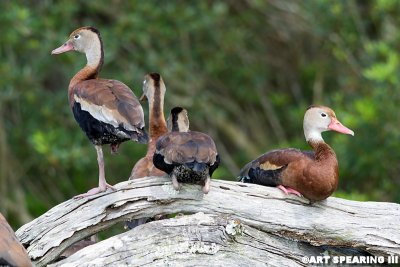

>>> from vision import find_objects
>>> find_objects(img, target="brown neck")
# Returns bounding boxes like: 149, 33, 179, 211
307, 139, 339, 197
146, 89, 167, 157
69, 65, 99, 86
68, 66, 99, 106
308, 140, 337, 162
68, 34, 104, 105
149, 104, 167, 138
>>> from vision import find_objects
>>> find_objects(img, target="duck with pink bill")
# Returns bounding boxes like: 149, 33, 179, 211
52, 27, 148, 198
238, 105, 354, 202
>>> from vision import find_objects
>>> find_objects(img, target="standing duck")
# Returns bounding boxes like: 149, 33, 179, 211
0, 213, 32, 267
130, 73, 168, 179
238, 105, 354, 202
52, 27, 147, 198
153, 107, 220, 194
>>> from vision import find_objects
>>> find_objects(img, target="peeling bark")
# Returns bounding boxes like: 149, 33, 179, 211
15, 177, 400, 266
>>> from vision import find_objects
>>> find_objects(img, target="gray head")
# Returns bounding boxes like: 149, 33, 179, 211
51, 26, 103, 68
303, 105, 354, 142
167, 107, 189, 132
140, 73, 166, 103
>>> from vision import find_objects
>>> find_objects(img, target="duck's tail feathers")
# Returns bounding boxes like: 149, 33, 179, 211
133, 129, 149, 144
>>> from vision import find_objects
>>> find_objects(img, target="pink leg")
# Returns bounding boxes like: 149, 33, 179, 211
202, 176, 211, 194
171, 174, 181, 191
277, 185, 302, 197
74, 145, 116, 199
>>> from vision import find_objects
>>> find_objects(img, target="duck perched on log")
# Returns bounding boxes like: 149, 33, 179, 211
238, 105, 354, 202
130, 73, 168, 179
0, 213, 32, 267
153, 107, 220, 194
52, 26, 147, 198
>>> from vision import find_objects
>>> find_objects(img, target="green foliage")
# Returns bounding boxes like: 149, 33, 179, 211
0, 1, 399, 228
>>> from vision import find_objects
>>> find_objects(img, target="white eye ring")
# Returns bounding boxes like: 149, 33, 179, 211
74, 34, 80, 39
321, 113, 327, 118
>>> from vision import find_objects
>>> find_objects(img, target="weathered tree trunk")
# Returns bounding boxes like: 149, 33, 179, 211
16, 177, 400, 266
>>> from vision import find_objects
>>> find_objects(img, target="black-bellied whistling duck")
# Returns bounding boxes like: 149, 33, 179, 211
0, 213, 32, 267
130, 73, 168, 179
153, 107, 220, 194
51, 27, 148, 198
238, 105, 354, 202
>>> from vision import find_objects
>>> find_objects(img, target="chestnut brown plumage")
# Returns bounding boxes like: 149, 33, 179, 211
130, 73, 168, 179
0, 213, 32, 267
153, 107, 220, 194
238, 105, 354, 202
52, 26, 147, 198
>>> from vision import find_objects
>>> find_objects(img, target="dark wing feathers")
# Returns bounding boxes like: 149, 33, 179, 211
254, 148, 314, 167
238, 148, 314, 182
73, 79, 145, 130
153, 153, 175, 174
156, 131, 218, 165
209, 154, 220, 176
117, 101, 144, 129
247, 165, 287, 185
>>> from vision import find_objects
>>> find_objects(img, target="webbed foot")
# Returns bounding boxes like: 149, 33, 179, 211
172, 175, 181, 191
277, 185, 302, 197
202, 176, 211, 194
74, 183, 116, 199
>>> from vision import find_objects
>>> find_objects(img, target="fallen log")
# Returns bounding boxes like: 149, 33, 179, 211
16, 177, 400, 266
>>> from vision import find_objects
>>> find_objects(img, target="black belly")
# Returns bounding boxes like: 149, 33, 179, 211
72, 102, 130, 145
153, 153, 220, 185
173, 164, 209, 185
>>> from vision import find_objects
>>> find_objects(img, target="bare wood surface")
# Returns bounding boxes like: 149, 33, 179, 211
50, 212, 317, 267
16, 177, 400, 266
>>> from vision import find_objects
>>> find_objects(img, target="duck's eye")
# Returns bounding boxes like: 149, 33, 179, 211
321, 113, 327, 117
74, 34, 80, 39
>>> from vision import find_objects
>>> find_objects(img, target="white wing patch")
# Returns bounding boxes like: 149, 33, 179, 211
74, 95, 136, 131
259, 161, 282, 170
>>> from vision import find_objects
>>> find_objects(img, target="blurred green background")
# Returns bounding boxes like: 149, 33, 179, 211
1, 0, 399, 229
